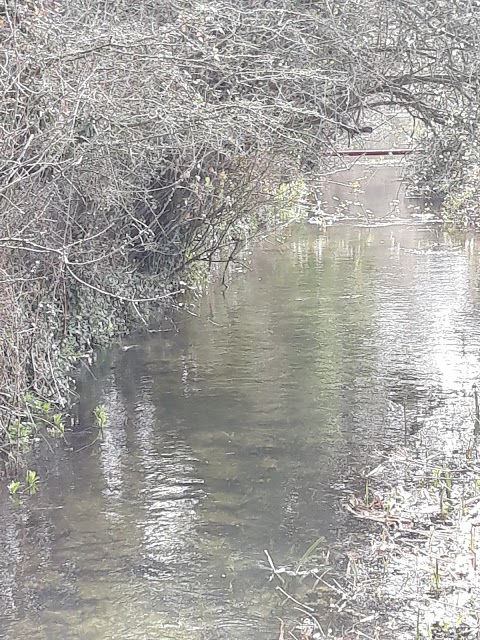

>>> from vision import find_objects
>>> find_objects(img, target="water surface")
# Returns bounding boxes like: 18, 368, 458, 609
2, 178, 480, 639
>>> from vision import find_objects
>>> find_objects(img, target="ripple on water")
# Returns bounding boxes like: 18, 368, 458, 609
3, 196, 480, 638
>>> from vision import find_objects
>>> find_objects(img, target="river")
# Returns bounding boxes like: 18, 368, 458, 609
2, 166, 480, 639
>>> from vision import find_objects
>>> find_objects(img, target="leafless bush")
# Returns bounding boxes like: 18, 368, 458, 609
1, 0, 480, 463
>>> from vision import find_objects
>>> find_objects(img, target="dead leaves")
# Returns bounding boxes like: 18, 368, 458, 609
343, 495, 414, 529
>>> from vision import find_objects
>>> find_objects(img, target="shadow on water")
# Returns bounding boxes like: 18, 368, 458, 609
2, 167, 480, 638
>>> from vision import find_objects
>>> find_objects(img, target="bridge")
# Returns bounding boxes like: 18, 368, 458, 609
328, 148, 414, 157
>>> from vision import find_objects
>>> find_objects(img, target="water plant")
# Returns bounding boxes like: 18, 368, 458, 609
365, 477, 370, 505
7, 480, 20, 496
26, 469, 39, 495
432, 559, 440, 599
7, 419, 34, 447
94, 405, 107, 433
6, 470, 40, 499
295, 536, 326, 573
47, 414, 65, 439
443, 468, 452, 500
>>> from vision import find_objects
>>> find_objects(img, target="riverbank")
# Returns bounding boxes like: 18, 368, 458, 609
272, 390, 480, 639
0, 196, 298, 483
0, 0, 312, 481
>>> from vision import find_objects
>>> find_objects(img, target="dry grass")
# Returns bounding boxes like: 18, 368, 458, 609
268, 393, 480, 639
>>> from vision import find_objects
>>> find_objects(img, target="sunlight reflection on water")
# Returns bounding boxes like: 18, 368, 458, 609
3, 168, 480, 638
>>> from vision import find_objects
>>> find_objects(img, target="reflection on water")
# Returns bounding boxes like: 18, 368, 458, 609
2, 182, 480, 638
319, 162, 425, 220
